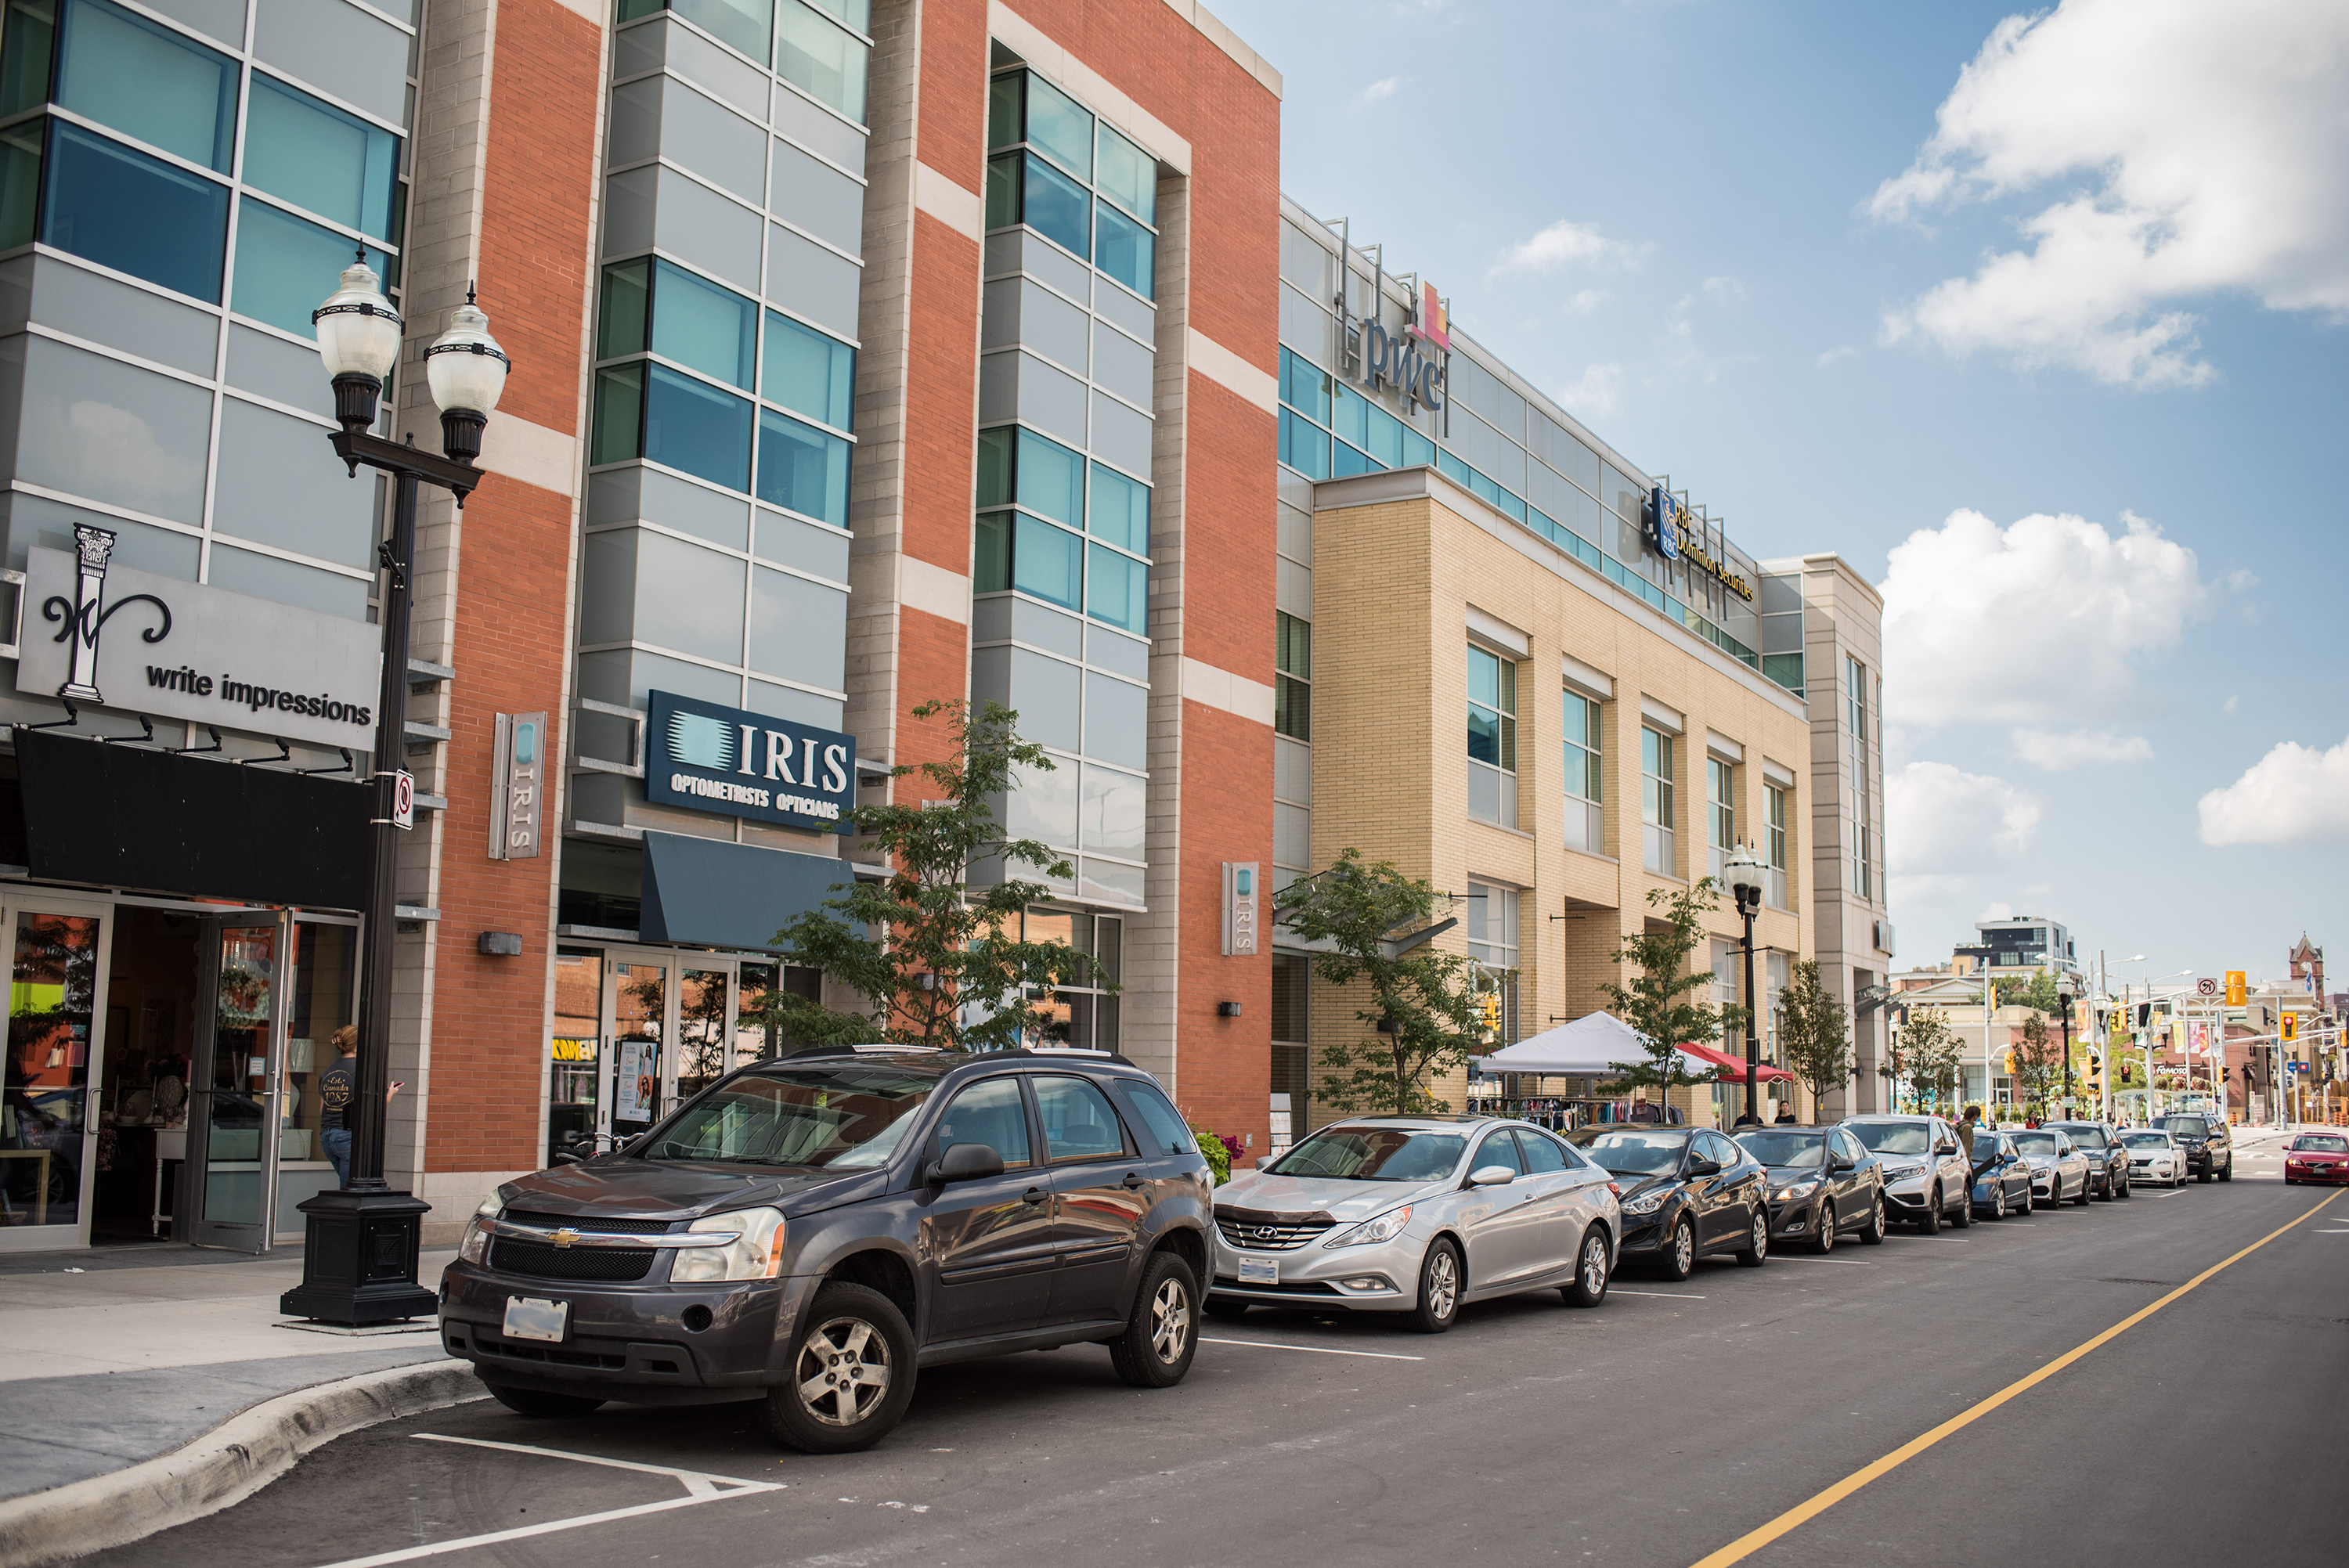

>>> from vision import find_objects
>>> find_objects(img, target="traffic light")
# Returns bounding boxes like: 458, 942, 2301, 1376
2084, 1053, 2103, 1091
2282, 1014, 2299, 1043
2136, 1003, 2152, 1030
1477, 990, 1500, 1039
2226, 970, 2247, 1007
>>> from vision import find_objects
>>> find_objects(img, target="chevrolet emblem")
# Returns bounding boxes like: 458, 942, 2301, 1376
550, 1228, 579, 1249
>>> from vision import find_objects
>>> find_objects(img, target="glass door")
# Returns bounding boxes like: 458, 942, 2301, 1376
548, 949, 604, 1161
0, 898, 110, 1250
605, 953, 671, 1146
182, 917, 288, 1253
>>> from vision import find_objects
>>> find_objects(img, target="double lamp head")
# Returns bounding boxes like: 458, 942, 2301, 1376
315, 256, 511, 462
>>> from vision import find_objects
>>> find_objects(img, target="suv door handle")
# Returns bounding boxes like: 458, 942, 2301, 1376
1120, 1172, 1147, 1190
1023, 1187, 1048, 1206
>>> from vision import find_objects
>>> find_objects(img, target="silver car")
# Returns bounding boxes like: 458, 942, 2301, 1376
2012, 1128, 2093, 1205
1206, 1116, 1622, 1332
1841, 1114, 1976, 1234
2120, 1129, 2186, 1188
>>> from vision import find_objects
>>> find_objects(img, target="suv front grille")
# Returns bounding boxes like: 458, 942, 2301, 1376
491, 1210, 677, 1283
1216, 1217, 1333, 1252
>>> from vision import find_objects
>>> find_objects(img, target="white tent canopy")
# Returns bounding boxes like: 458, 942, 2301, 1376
1475, 1011, 1712, 1077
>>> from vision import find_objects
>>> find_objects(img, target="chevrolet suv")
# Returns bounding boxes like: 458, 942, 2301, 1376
438, 1047, 1212, 1453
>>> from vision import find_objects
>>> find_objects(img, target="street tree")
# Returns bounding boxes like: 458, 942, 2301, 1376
756, 699, 1100, 1051
1994, 969, 2065, 1015
1777, 959, 1853, 1111
2008, 1011, 2066, 1113
1898, 1007, 1963, 1114
1598, 880, 1735, 1109
1273, 849, 1492, 1115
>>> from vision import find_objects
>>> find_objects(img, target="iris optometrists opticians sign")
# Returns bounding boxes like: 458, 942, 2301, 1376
644, 689, 855, 831
15, 528, 382, 748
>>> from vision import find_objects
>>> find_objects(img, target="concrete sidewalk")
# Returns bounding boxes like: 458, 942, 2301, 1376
0, 1243, 467, 1515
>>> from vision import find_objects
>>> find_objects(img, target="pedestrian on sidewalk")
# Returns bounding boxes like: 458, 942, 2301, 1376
318, 1027, 357, 1186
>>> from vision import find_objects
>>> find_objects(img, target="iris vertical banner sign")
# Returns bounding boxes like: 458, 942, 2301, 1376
1223, 862, 1259, 957
489, 712, 545, 860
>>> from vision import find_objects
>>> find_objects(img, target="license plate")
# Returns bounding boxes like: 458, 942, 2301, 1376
1237, 1256, 1279, 1285
503, 1295, 569, 1343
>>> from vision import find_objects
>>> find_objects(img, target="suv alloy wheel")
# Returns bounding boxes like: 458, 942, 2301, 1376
1109, 1251, 1200, 1386
765, 1282, 918, 1454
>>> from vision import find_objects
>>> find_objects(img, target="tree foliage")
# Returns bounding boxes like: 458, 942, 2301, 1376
2008, 1010, 2067, 1109
1896, 1007, 1964, 1113
1598, 880, 1734, 1101
1993, 969, 2066, 1016
1273, 850, 1490, 1115
756, 700, 1100, 1052
1777, 959, 1853, 1106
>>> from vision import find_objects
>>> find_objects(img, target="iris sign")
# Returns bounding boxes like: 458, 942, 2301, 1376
645, 690, 854, 832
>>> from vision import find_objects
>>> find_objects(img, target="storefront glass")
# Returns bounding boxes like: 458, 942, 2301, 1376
198, 923, 276, 1229
3, 911, 101, 1231
549, 949, 603, 1159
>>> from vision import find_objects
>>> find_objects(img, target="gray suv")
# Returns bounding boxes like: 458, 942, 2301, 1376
1841, 1115, 1975, 1233
438, 1047, 1211, 1453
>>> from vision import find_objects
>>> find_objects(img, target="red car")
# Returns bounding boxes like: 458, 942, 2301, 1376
2282, 1133, 2349, 1184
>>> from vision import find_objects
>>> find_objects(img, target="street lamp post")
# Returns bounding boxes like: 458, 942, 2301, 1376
280, 259, 509, 1325
2059, 979, 2075, 1116
1723, 844, 1766, 1125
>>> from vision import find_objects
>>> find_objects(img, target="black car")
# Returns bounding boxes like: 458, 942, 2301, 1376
1731, 1124, 1886, 1253
2159, 1112, 2233, 1182
439, 1046, 1213, 1452
2044, 1120, 2131, 1199
1969, 1130, 2036, 1219
1568, 1126, 1770, 1278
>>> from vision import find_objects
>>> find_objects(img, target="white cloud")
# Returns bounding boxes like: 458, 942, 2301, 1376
1702, 276, 1748, 304
2011, 728, 2154, 769
1553, 362, 1623, 420
1817, 345, 1857, 368
1491, 220, 1644, 278
1564, 288, 1608, 315
1889, 761, 2042, 874
1871, 0, 2349, 387
1978, 900, 2018, 923
2196, 735, 2349, 845
2224, 695, 2239, 715
1881, 507, 2206, 729
1360, 75, 1405, 103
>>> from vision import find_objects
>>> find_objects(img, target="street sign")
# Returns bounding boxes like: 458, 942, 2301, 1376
392, 768, 415, 831
2196, 977, 2217, 997
2225, 970, 2247, 1007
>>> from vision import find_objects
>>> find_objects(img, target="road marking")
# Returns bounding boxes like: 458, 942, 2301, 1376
1611, 1289, 1707, 1299
1200, 1336, 1424, 1361
1687, 1189, 2344, 1568
412, 1432, 777, 1494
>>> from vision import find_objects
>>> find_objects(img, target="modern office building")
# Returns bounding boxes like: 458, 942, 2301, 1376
1954, 914, 2079, 981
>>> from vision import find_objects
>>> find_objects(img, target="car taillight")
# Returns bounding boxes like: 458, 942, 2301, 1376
1606, 1181, 1622, 1199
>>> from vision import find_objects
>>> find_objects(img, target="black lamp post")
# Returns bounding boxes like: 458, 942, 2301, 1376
280, 259, 510, 1325
1723, 843, 1766, 1124
2058, 980, 2075, 1113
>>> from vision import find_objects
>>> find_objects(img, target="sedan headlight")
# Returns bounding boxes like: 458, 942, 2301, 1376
1323, 1204, 1414, 1248
458, 1189, 502, 1264
669, 1206, 787, 1283
1622, 1191, 1669, 1217
1773, 1181, 1818, 1203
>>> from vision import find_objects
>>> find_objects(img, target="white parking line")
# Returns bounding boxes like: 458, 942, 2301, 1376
1200, 1336, 1426, 1361
1611, 1289, 1707, 1299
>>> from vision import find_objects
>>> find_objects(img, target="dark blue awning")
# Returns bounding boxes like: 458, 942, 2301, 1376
637, 831, 853, 952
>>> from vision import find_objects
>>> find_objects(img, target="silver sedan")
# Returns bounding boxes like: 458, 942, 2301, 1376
1206, 1116, 1622, 1333
2012, 1128, 2092, 1206
2120, 1129, 2187, 1188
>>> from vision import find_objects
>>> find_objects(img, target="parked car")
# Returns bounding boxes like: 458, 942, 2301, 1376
1208, 1117, 1621, 1331
2045, 1120, 2131, 1200
1970, 1130, 2036, 1219
1841, 1115, 1974, 1234
440, 1046, 1213, 1453
1730, 1124, 1886, 1253
2012, 1128, 2092, 1206
1569, 1126, 1770, 1278
2160, 1113, 2233, 1183
2120, 1129, 2187, 1188
2283, 1131, 2349, 1185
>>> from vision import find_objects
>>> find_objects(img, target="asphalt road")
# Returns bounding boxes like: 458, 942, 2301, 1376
91, 1127, 2349, 1568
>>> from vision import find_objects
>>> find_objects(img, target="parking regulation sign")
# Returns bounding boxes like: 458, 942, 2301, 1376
392, 769, 415, 831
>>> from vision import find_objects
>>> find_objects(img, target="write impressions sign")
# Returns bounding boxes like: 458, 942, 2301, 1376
645, 689, 854, 832
16, 530, 381, 749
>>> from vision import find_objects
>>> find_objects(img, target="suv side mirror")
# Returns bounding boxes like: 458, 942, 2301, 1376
1936, 1141, 1958, 1156
1468, 1165, 1516, 1187
926, 1141, 1005, 1184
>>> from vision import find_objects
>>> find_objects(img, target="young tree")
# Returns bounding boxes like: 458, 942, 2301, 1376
2008, 1011, 2066, 1113
1777, 959, 1853, 1112
1597, 880, 1735, 1109
1273, 849, 1490, 1115
1898, 1007, 1962, 1115
757, 700, 1101, 1051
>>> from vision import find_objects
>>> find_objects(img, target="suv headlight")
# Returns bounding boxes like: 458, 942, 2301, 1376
1323, 1204, 1413, 1248
458, 1190, 502, 1264
1622, 1191, 1668, 1216
669, 1206, 787, 1283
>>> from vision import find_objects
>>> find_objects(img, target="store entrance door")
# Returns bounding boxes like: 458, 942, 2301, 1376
0, 892, 112, 1251
181, 917, 290, 1253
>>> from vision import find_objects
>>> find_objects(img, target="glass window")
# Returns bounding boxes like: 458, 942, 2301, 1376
756, 406, 847, 525
1277, 406, 1328, 480
1467, 646, 1516, 770
1095, 121, 1153, 224
1519, 1130, 1569, 1174
1437, 448, 1471, 488
597, 258, 651, 359
44, 121, 228, 301
1268, 1126, 1467, 1181
1467, 881, 1518, 967
983, 152, 1019, 232
1709, 756, 1735, 879
56, 0, 236, 171
242, 74, 399, 240
1, 0, 56, 118
644, 362, 753, 491
975, 425, 1012, 508
1094, 198, 1151, 297
652, 260, 756, 390
1019, 150, 1088, 258
0, 118, 38, 248
1278, 346, 1331, 424
231, 197, 391, 336
1470, 1130, 1525, 1175
1012, 514, 1081, 608
1015, 426, 1084, 527
1563, 690, 1602, 855
1765, 783, 1790, 910
798, 0, 866, 33
1019, 70, 1092, 181
1400, 425, 1435, 467
986, 71, 1021, 151
777, 0, 866, 122
591, 362, 645, 466
5, 910, 101, 1230
972, 510, 1011, 593
1275, 611, 1309, 742
1643, 727, 1675, 876
1363, 400, 1402, 467
1331, 383, 1369, 449
1034, 1075, 1125, 1162
1116, 1080, 1195, 1159
1847, 655, 1873, 901
933, 1076, 1031, 1166
762, 309, 853, 430
1088, 463, 1148, 555
1086, 542, 1145, 632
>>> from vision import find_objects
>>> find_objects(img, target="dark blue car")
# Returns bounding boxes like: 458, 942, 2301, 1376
1971, 1130, 2036, 1219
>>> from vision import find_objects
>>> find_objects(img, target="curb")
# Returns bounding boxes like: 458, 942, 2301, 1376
0, 1359, 487, 1567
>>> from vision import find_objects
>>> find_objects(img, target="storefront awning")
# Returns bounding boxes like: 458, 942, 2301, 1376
1680, 1040, 1795, 1082
636, 830, 851, 953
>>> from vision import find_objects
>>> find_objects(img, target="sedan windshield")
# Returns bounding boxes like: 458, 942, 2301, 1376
2012, 1132, 2058, 1157
1972, 1133, 2003, 1159
1734, 1130, 1824, 1168
2160, 1116, 2209, 1137
1267, 1127, 1467, 1182
2059, 1126, 2109, 1149
2121, 1132, 2173, 1149
640, 1066, 936, 1168
1577, 1130, 1690, 1175
1846, 1122, 1930, 1155
2293, 1134, 2349, 1153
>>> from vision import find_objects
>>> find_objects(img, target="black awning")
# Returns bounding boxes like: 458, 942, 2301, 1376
637, 830, 850, 952
12, 728, 367, 910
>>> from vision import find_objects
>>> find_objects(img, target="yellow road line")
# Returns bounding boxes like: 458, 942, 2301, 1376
1689, 1189, 2343, 1568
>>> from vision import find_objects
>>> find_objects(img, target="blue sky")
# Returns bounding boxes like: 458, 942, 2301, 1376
1212, 0, 2349, 991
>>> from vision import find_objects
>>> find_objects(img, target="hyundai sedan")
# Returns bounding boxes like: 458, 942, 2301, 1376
2120, 1130, 2185, 1188
2012, 1128, 2092, 1206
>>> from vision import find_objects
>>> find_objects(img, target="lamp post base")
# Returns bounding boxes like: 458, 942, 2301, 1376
277, 1187, 439, 1325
